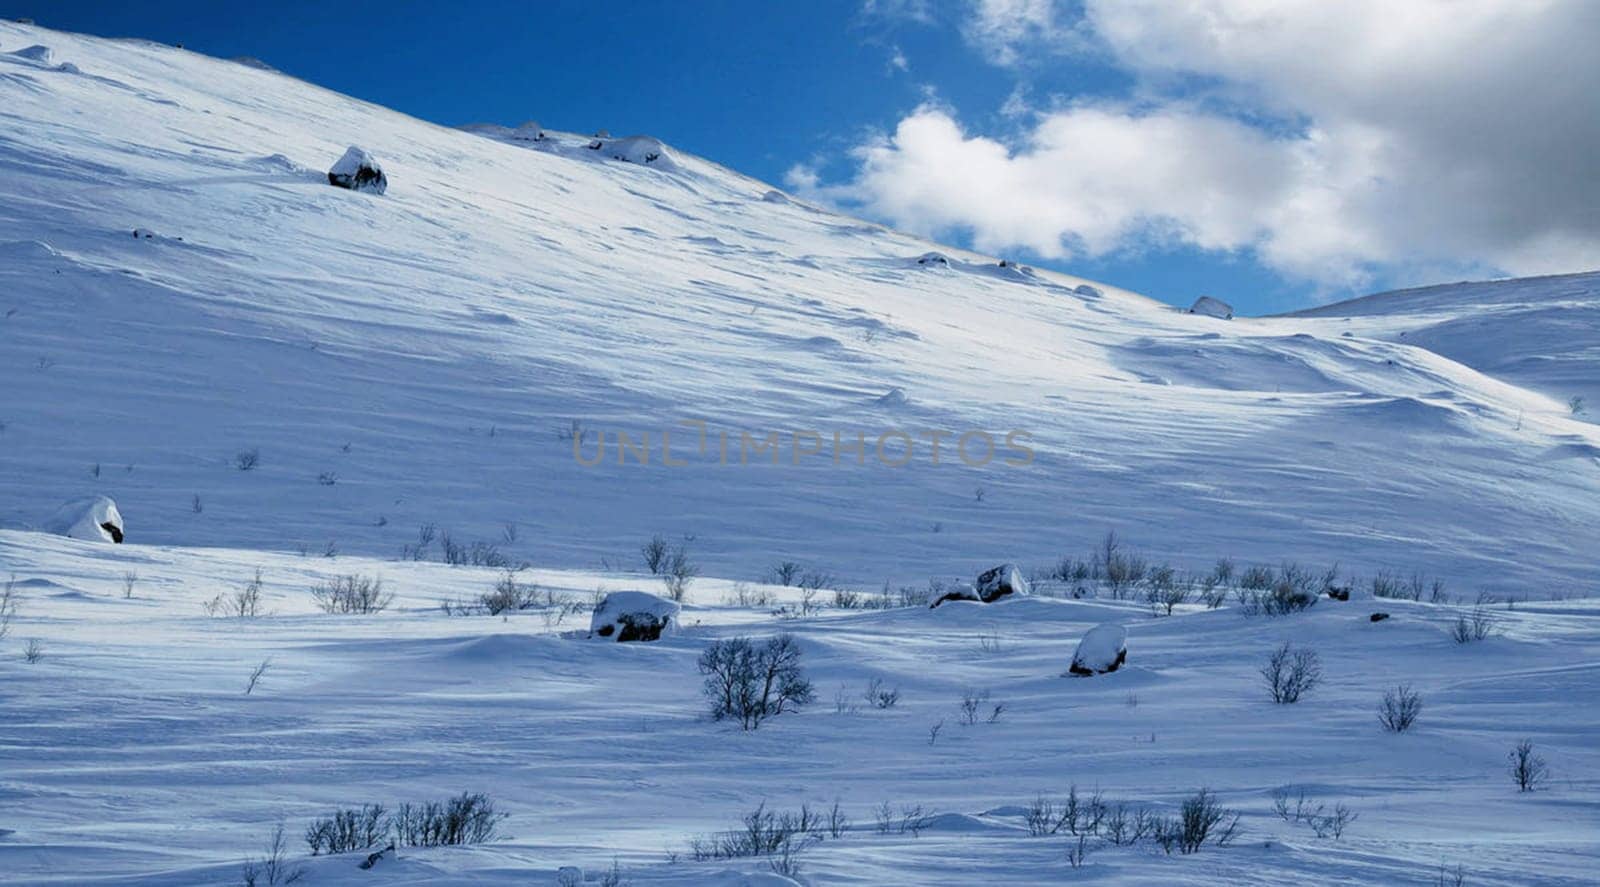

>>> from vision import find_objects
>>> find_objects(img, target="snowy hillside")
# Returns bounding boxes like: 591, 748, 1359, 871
1, 21, 1596, 594
1288, 271, 1600, 432
2, 20, 1599, 887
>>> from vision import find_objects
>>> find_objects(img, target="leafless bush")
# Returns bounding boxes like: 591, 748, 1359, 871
208, 569, 265, 618
826, 800, 849, 838
1101, 803, 1155, 845
401, 523, 436, 561
832, 587, 863, 609
1238, 564, 1321, 616
864, 677, 900, 709
306, 804, 388, 855
1239, 564, 1274, 590
244, 658, 271, 695
896, 583, 934, 608
1435, 862, 1467, 886
1152, 788, 1239, 854
928, 719, 945, 745
1198, 574, 1228, 608
1025, 786, 1107, 837
310, 574, 392, 614
724, 582, 775, 608
1144, 565, 1188, 615
688, 802, 825, 873
1273, 788, 1356, 838
642, 534, 670, 574
958, 689, 995, 726
699, 634, 814, 730
661, 543, 699, 602
122, 571, 138, 599
316, 471, 337, 486
23, 638, 43, 663
796, 570, 835, 591
1509, 740, 1549, 792
439, 533, 514, 568
1099, 532, 1148, 599
1379, 685, 1423, 732
392, 792, 506, 847
480, 570, 538, 615
0, 575, 18, 643
1451, 606, 1495, 643
769, 561, 802, 586
235, 448, 261, 471
1261, 642, 1322, 703
240, 823, 303, 886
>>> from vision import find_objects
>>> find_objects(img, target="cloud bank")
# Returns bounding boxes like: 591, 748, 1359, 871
808, 0, 1600, 287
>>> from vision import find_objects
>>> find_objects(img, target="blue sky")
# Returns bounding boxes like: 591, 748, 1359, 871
9, 1, 1595, 313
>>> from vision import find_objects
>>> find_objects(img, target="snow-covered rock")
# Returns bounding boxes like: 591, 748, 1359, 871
586, 135, 675, 169
43, 495, 124, 543
8, 44, 52, 63
1189, 296, 1234, 319
1068, 623, 1127, 675
974, 563, 1029, 602
915, 251, 950, 268
589, 590, 680, 642
510, 120, 544, 141
327, 146, 387, 194
929, 583, 981, 608
761, 189, 790, 204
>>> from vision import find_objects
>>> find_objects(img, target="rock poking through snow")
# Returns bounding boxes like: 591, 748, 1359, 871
586, 135, 675, 169
590, 590, 680, 642
974, 563, 1029, 602
327, 146, 387, 194
43, 495, 124, 543
511, 120, 545, 141
1188, 296, 1235, 320
929, 583, 982, 608
1069, 623, 1127, 676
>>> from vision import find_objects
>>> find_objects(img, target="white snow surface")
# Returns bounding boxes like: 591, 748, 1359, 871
0, 21, 1598, 886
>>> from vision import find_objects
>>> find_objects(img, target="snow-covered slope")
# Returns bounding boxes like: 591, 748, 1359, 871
1, 21, 1595, 595
1287, 271, 1600, 431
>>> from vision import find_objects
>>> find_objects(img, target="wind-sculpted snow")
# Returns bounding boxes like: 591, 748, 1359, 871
0, 20, 1595, 597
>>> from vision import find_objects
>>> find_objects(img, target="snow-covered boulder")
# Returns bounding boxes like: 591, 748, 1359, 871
43, 495, 124, 543
915, 251, 950, 268
327, 146, 387, 194
510, 120, 545, 141
1188, 296, 1234, 319
761, 189, 790, 204
586, 135, 675, 169
590, 591, 680, 642
929, 583, 982, 608
1074, 284, 1103, 298
8, 45, 52, 64
1068, 623, 1127, 676
975, 563, 1029, 602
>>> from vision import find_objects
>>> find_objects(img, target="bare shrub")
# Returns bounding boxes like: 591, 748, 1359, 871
1261, 642, 1322, 703
392, 792, 505, 847
927, 719, 945, 745
1451, 606, 1495, 643
1239, 564, 1274, 590
724, 583, 775, 608
310, 575, 392, 615
122, 571, 138, 599
208, 569, 265, 618
1099, 531, 1148, 599
864, 677, 900, 709
439, 534, 514, 568
1101, 803, 1155, 845
661, 542, 698, 602
1509, 740, 1549, 792
480, 570, 538, 615
769, 561, 802, 586
1144, 565, 1188, 615
832, 587, 863, 609
1378, 685, 1423, 732
23, 638, 43, 663
316, 471, 338, 486
306, 804, 388, 855
0, 575, 18, 643
958, 689, 992, 726
1153, 788, 1239, 854
235, 448, 261, 471
401, 523, 436, 561
1025, 786, 1106, 837
641, 534, 670, 574
897, 583, 933, 608
698, 634, 814, 730
244, 658, 271, 695
688, 802, 825, 873
240, 823, 303, 886
1274, 788, 1356, 839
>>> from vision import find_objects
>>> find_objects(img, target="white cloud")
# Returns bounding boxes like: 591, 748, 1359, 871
888, 45, 911, 73
811, 0, 1600, 287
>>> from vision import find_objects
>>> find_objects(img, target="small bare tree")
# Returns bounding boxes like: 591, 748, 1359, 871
0, 574, 17, 643
1509, 740, 1549, 792
23, 638, 43, 663
310, 575, 393, 614
698, 634, 814, 730
1261, 642, 1322, 703
122, 571, 138, 599
235, 448, 261, 471
1378, 684, 1423, 732
244, 658, 271, 695
641, 534, 670, 574
662, 543, 699, 602
239, 822, 303, 886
